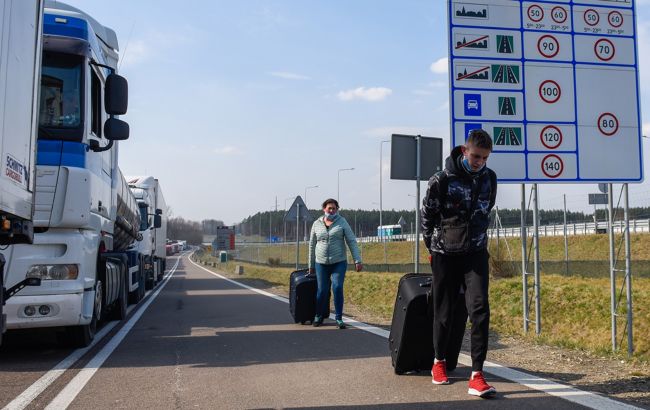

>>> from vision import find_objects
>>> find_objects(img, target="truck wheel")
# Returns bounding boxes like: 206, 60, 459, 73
109, 276, 128, 321
66, 281, 102, 347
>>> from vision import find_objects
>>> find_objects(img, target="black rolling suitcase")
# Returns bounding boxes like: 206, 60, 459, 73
289, 269, 317, 324
389, 273, 468, 374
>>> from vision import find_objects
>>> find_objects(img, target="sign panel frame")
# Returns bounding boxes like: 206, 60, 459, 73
448, 0, 643, 184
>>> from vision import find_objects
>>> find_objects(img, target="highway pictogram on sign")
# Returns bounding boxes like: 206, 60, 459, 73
541, 154, 564, 178
539, 80, 561, 104
540, 125, 563, 149
537, 35, 559, 58
594, 38, 615, 61
598, 113, 619, 136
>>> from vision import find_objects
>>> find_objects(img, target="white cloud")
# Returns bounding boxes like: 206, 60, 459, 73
269, 71, 311, 80
430, 57, 448, 74
337, 87, 392, 102
412, 89, 433, 96
214, 146, 243, 155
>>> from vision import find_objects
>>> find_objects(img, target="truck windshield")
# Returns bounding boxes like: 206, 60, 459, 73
38, 52, 83, 140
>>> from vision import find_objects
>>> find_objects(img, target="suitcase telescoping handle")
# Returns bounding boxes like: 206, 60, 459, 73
419, 279, 432, 288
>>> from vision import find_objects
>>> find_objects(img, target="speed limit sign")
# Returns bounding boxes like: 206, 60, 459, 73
537, 35, 559, 58
541, 154, 564, 178
594, 38, 615, 61
539, 80, 561, 104
598, 113, 619, 136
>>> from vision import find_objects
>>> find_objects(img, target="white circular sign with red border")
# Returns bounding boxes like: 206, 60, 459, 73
594, 38, 615, 61
537, 35, 559, 58
528, 5, 544, 22
540, 125, 563, 149
598, 113, 619, 136
584, 9, 600, 26
539, 80, 561, 104
552, 6, 568, 24
608, 10, 623, 28
541, 154, 564, 178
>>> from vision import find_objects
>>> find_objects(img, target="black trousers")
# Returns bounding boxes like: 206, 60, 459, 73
431, 249, 490, 372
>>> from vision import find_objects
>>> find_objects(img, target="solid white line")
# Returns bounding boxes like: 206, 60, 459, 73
43, 257, 181, 410
188, 257, 642, 410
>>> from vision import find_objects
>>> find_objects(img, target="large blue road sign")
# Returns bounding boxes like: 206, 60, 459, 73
448, 0, 643, 183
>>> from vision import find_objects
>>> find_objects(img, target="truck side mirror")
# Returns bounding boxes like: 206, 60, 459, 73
156, 208, 163, 215
105, 74, 128, 115
153, 214, 162, 229
104, 118, 129, 141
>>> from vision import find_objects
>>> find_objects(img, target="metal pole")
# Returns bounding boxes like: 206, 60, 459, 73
607, 183, 616, 351
296, 203, 300, 270
533, 184, 541, 335
414, 135, 421, 274
495, 206, 500, 259
380, 140, 389, 266
564, 194, 569, 275
521, 184, 528, 333
623, 183, 633, 356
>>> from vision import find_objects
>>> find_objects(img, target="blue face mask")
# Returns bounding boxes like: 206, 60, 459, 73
462, 157, 484, 173
325, 211, 338, 221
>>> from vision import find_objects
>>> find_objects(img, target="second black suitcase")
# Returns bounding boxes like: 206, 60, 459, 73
389, 273, 468, 374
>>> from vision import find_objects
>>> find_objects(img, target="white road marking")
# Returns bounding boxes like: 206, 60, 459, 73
189, 257, 642, 410
42, 256, 182, 410
0, 256, 182, 410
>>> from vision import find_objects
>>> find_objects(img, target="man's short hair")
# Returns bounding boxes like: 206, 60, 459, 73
467, 129, 493, 151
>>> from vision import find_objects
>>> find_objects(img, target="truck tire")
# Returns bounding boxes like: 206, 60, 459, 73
66, 280, 102, 348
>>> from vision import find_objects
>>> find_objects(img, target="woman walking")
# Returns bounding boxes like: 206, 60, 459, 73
308, 198, 363, 328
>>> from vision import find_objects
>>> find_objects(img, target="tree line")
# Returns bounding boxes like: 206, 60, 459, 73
235, 206, 650, 239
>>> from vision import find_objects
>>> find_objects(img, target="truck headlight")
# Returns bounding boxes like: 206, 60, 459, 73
26, 264, 79, 280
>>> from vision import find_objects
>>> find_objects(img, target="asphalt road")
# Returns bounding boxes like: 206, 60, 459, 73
0, 253, 638, 409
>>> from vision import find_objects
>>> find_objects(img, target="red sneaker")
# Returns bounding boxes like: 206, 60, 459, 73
468, 371, 496, 397
431, 360, 449, 385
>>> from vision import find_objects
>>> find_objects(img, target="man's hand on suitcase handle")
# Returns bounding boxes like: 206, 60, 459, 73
308, 268, 315, 275
355, 262, 363, 272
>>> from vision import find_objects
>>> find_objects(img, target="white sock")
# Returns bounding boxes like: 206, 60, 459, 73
434, 358, 446, 364
471, 371, 481, 378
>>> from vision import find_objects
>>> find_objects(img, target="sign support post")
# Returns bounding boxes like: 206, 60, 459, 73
414, 135, 421, 274
296, 203, 300, 271
624, 183, 633, 356
608, 183, 616, 351
521, 184, 529, 333
533, 184, 541, 335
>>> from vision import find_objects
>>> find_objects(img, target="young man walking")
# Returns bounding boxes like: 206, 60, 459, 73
421, 129, 498, 398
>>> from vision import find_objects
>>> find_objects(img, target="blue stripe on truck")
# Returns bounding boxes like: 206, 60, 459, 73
43, 14, 89, 41
36, 140, 86, 168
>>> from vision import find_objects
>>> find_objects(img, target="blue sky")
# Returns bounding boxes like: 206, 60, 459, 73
60, 1, 650, 224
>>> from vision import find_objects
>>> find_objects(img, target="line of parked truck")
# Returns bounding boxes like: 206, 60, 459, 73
0, 0, 171, 347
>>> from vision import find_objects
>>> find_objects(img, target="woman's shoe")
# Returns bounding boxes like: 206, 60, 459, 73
336, 319, 346, 329
313, 316, 323, 327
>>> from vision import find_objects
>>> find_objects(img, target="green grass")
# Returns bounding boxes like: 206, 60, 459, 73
193, 250, 650, 362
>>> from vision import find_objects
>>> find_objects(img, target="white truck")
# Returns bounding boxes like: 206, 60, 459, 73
0, 0, 44, 344
127, 176, 167, 290
3, 1, 142, 347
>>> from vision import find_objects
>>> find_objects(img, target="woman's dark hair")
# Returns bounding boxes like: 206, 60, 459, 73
322, 198, 339, 209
